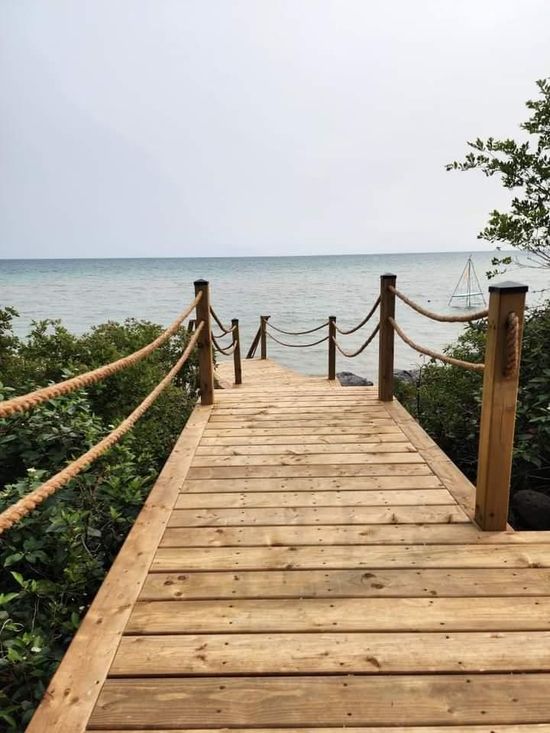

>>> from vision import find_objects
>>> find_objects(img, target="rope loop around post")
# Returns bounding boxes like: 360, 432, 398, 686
389, 285, 488, 323
504, 311, 520, 377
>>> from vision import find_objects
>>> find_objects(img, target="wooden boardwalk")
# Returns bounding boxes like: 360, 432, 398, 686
29, 359, 550, 732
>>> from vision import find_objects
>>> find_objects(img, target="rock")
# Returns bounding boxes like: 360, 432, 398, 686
394, 369, 420, 384
511, 489, 550, 530
337, 371, 373, 387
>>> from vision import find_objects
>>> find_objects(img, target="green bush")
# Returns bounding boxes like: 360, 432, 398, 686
396, 299, 550, 496
0, 309, 199, 730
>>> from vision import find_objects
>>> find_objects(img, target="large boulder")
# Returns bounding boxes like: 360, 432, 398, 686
337, 371, 373, 387
511, 489, 550, 530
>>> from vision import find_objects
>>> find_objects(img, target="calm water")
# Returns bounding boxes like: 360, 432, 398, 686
1, 253, 548, 377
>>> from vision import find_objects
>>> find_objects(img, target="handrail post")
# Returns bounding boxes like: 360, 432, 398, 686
232, 318, 242, 385
475, 281, 528, 531
328, 316, 336, 380
260, 315, 269, 360
194, 279, 215, 406
378, 273, 396, 401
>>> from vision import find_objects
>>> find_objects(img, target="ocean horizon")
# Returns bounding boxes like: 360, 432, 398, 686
1, 251, 548, 377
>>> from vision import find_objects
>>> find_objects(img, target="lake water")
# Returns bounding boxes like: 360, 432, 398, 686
1, 252, 548, 378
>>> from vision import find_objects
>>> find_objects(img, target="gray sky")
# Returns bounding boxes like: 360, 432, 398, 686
1, 0, 549, 258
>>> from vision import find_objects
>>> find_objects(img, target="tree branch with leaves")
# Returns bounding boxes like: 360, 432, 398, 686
447, 78, 550, 277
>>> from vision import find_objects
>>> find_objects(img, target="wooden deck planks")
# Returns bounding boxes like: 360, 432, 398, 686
27, 358, 550, 732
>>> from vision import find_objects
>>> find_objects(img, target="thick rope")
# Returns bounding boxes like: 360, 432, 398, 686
0, 293, 202, 419
389, 317, 485, 373
504, 312, 520, 377
267, 320, 329, 336
390, 286, 488, 322
0, 323, 204, 535
335, 296, 381, 335
266, 331, 329, 348
212, 333, 238, 356
332, 324, 380, 358
209, 306, 232, 335
211, 325, 236, 340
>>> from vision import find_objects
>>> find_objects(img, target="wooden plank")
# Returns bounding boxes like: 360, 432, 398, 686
200, 432, 405, 444
167, 505, 467, 527
195, 441, 412, 455
183, 475, 443, 492
151, 543, 550, 572
160, 525, 549, 547
209, 409, 391, 419
175, 489, 454, 508
111, 631, 550, 675
26, 404, 213, 733
204, 425, 397, 436
89, 674, 550, 728
140, 567, 550, 600
90, 726, 550, 733
187, 464, 435, 480
126, 596, 550, 633
191, 452, 424, 467
385, 399, 477, 519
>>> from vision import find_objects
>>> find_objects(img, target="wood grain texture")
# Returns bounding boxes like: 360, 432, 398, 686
126, 596, 550, 633
111, 631, 550, 675
140, 567, 550, 600
175, 488, 453, 508
168, 505, 467, 527
89, 674, 550, 728
151, 543, 550, 572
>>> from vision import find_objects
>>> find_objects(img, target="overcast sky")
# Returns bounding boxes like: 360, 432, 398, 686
0, 1, 548, 259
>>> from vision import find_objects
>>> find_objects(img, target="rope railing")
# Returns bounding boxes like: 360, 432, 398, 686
389, 316, 485, 373
0, 323, 204, 534
389, 285, 488, 323
209, 306, 232, 335
332, 323, 380, 359
267, 320, 329, 336
212, 332, 238, 356
0, 293, 202, 419
335, 296, 381, 335
266, 331, 329, 348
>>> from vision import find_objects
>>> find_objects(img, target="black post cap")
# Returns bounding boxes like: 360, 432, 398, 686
488, 281, 529, 294
194, 278, 209, 286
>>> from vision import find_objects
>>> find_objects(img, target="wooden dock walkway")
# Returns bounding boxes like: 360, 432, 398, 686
29, 358, 550, 732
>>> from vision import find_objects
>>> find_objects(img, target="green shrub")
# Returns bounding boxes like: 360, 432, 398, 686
0, 308, 198, 730
396, 299, 550, 495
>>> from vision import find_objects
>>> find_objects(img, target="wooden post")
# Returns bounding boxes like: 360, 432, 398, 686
378, 273, 396, 401
475, 282, 528, 531
232, 318, 242, 385
260, 316, 269, 360
194, 279, 214, 406
328, 316, 336, 380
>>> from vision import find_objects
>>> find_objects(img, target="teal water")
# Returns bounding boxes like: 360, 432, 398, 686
1, 253, 548, 377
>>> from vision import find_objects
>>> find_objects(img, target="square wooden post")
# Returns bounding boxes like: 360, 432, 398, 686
232, 318, 242, 385
378, 273, 396, 401
328, 316, 336, 380
475, 282, 528, 530
194, 279, 214, 406
260, 316, 269, 360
